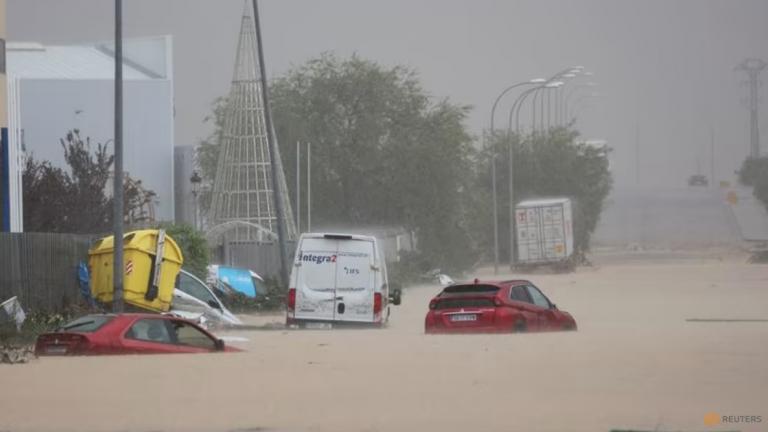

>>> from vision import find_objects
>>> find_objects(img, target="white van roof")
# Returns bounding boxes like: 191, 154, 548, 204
300, 232, 377, 242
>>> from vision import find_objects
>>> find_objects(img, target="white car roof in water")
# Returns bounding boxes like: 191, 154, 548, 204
300, 232, 376, 242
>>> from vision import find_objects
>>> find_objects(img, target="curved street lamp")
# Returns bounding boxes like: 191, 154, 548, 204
488, 78, 546, 274
504, 67, 581, 269
559, 71, 594, 124
495, 67, 583, 270
503, 80, 562, 268
554, 73, 577, 126
531, 80, 565, 133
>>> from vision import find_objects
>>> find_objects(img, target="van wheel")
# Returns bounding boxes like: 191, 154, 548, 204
513, 319, 527, 333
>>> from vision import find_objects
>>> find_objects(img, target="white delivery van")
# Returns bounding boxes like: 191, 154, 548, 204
287, 233, 399, 328
515, 198, 574, 265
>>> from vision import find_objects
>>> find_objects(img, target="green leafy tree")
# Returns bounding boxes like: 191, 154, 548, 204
738, 156, 768, 212
199, 54, 479, 272
22, 158, 72, 232
480, 127, 613, 261
158, 222, 210, 279
22, 129, 155, 234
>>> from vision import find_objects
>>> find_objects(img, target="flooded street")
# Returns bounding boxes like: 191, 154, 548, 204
2, 2, 767, 431
2, 252, 767, 432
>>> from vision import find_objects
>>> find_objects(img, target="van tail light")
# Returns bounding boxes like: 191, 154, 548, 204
287, 288, 296, 311
374, 292, 383, 315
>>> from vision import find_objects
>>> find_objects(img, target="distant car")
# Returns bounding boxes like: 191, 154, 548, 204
688, 174, 708, 186
424, 280, 576, 334
35, 313, 240, 356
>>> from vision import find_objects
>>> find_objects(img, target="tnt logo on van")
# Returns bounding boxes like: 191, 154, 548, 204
298, 253, 337, 264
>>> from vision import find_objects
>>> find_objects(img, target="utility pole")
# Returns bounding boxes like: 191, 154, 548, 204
252, 0, 289, 286
736, 58, 767, 158
635, 123, 640, 186
508, 133, 516, 269
488, 134, 499, 275
710, 127, 715, 187
112, 0, 124, 312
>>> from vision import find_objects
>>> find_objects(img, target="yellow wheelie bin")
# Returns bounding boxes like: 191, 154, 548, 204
89, 229, 183, 312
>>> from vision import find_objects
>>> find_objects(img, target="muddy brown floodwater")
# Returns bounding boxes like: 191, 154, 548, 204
1, 252, 767, 432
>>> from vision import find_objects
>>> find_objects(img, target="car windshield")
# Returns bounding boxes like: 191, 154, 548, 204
177, 271, 218, 305
59, 315, 113, 333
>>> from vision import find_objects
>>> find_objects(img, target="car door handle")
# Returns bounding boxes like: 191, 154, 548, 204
335, 296, 344, 300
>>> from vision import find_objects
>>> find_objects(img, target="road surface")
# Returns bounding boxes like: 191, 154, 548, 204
593, 187, 740, 249
1, 253, 767, 432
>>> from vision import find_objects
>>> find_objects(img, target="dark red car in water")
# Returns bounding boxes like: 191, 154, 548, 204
35, 313, 239, 356
424, 280, 577, 334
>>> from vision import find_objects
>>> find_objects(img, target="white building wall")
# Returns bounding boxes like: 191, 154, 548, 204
17, 78, 175, 221
6, 76, 23, 231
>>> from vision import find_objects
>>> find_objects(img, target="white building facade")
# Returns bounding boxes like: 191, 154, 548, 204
5, 35, 175, 230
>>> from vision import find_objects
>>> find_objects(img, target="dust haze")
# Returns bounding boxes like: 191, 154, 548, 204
8, 0, 768, 188
3, 1, 768, 432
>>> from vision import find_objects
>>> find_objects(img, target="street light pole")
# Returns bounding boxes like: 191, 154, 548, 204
508, 80, 563, 268
490, 68, 579, 271
112, 0, 124, 313
490, 150, 498, 274
531, 88, 541, 134
554, 72, 577, 128
488, 79, 544, 274
512, 86, 539, 134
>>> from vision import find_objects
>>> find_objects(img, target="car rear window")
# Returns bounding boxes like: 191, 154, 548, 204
442, 284, 500, 295
435, 298, 496, 310
59, 315, 113, 333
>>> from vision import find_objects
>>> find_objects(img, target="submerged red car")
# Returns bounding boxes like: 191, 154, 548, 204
424, 280, 576, 333
35, 313, 240, 356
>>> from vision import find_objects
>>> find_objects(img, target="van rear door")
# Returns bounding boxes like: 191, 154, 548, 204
334, 238, 375, 323
294, 238, 338, 322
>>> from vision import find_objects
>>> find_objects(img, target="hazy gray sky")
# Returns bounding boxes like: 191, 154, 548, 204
8, 0, 768, 189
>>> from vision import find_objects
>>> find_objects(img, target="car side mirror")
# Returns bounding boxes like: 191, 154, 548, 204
214, 338, 225, 351
551, 303, 558, 310
207, 300, 221, 310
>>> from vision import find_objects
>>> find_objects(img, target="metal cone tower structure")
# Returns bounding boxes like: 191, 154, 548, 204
209, 4, 296, 242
